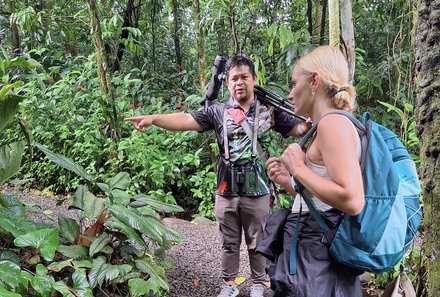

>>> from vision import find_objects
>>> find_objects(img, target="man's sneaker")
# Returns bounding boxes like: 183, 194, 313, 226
217, 283, 239, 297
250, 283, 265, 297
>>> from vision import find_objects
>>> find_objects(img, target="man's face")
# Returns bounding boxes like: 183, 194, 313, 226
226, 65, 257, 103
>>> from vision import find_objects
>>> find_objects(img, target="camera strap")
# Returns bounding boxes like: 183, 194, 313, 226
224, 100, 280, 206
224, 100, 263, 162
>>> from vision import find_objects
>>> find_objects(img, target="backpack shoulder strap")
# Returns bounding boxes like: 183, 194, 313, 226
294, 110, 368, 232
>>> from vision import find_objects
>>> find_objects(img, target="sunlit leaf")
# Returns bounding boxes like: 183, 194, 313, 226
129, 278, 158, 297
47, 260, 73, 272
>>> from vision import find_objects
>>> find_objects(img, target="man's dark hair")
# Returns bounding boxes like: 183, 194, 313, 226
225, 52, 256, 78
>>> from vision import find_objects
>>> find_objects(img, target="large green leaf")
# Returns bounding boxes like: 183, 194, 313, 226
72, 269, 93, 297
47, 260, 73, 272
134, 258, 169, 291
0, 285, 22, 297
35, 143, 93, 183
73, 186, 106, 220
8, 57, 41, 70
14, 228, 59, 261
108, 172, 131, 191
109, 205, 164, 244
131, 194, 184, 213
0, 141, 26, 184
88, 256, 108, 288
105, 220, 148, 250
0, 211, 48, 238
56, 245, 88, 259
0, 194, 25, 217
52, 282, 75, 297
128, 278, 158, 297
0, 260, 21, 289
30, 264, 55, 297
57, 215, 80, 243
0, 251, 19, 265
89, 232, 111, 257
0, 87, 24, 131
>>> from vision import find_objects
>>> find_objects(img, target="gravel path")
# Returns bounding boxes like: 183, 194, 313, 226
0, 186, 265, 297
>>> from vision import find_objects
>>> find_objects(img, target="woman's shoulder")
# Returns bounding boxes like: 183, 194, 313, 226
317, 113, 355, 133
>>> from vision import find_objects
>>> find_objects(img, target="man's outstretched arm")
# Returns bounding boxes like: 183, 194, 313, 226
124, 113, 203, 132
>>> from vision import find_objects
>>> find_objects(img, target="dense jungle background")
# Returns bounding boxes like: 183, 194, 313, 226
0, 0, 439, 296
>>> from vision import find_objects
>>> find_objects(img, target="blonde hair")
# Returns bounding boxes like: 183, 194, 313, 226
296, 46, 357, 111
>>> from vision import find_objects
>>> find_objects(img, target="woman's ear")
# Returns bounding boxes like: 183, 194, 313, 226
310, 71, 320, 88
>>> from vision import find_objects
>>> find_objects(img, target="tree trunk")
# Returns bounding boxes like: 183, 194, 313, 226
217, 18, 229, 57
229, 1, 239, 53
328, 0, 340, 47
112, 0, 137, 72
414, 1, 440, 296
172, 0, 183, 76
307, 0, 313, 36
320, 0, 327, 45
151, 0, 157, 71
313, 0, 324, 45
88, 0, 120, 141
171, 0, 184, 102
340, 0, 355, 83
192, 0, 207, 88
8, 0, 20, 50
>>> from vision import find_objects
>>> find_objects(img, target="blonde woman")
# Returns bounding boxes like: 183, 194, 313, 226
262, 46, 364, 296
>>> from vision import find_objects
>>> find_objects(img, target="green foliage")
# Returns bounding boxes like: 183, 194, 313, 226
377, 101, 419, 158
0, 46, 37, 184
14, 228, 60, 261
367, 246, 422, 293
34, 143, 182, 295
189, 164, 217, 219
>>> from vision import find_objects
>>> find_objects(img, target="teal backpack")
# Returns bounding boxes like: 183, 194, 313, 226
290, 110, 423, 275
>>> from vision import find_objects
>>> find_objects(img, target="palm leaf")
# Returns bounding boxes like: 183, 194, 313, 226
105, 220, 148, 250
108, 205, 163, 244
131, 194, 184, 213
35, 143, 93, 183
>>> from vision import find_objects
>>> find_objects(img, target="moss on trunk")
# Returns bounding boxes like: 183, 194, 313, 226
414, 0, 440, 295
